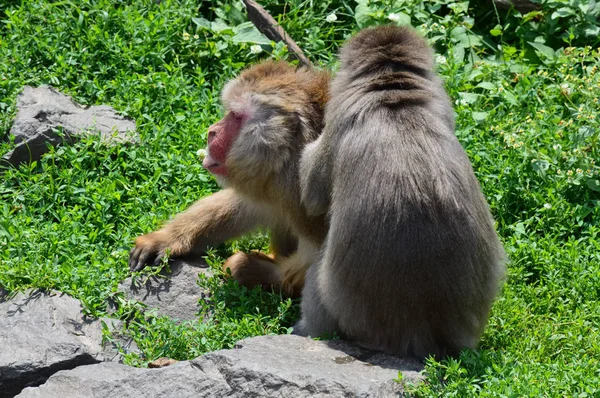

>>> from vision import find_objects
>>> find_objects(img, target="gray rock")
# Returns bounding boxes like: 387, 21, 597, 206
3, 86, 137, 166
199, 334, 424, 397
97, 318, 139, 364
16, 335, 423, 398
0, 290, 136, 397
117, 260, 211, 322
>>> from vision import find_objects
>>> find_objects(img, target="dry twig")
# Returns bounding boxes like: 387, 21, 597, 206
241, 0, 312, 67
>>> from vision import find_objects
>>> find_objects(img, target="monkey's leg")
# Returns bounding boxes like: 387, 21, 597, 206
292, 261, 339, 337
220, 223, 302, 297
223, 251, 283, 291
130, 188, 263, 271
279, 237, 322, 297
223, 250, 307, 298
279, 253, 309, 298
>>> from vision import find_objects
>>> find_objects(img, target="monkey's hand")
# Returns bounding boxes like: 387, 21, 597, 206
128, 231, 191, 272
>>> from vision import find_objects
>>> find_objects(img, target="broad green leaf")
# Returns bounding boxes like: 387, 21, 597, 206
579, 3, 591, 13
584, 24, 600, 37
551, 7, 575, 19
458, 92, 479, 104
477, 82, 496, 90
528, 42, 555, 60
467, 69, 484, 81
574, 126, 595, 145
463, 16, 474, 29
355, 0, 373, 28
586, 179, 600, 192
472, 111, 489, 122
459, 34, 482, 48
192, 17, 211, 29
429, 34, 446, 44
448, 1, 469, 14
232, 22, 271, 45
450, 26, 467, 39
393, 12, 411, 26
502, 90, 518, 105
513, 222, 526, 237
509, 64, 528, 73
452, 44, 465, 62
532, 159, 550, 176
210, 20, 232, 33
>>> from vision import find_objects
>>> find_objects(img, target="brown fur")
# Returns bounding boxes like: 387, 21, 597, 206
130, 61, 329, 297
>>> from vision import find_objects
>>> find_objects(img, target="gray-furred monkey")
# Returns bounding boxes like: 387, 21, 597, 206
295, 25, 506, 359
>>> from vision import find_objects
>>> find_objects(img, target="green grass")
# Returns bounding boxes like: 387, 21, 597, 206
1, 0, 599, 396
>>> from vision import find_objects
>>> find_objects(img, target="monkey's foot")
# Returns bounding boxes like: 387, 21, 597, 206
280, 261, 307, 298
291, 320, 309, 336
223, 251, 285, 293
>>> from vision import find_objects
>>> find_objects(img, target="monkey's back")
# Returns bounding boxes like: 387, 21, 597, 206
318, 26, 505, 358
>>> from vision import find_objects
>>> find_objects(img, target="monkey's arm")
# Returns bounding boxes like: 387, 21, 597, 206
129, 188, 262, 271
299, 136, 332, 216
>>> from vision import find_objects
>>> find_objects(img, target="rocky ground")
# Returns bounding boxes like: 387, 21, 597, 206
1, 281, 423, 397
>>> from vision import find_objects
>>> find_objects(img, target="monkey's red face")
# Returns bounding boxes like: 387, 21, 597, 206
202, 111, 246, 176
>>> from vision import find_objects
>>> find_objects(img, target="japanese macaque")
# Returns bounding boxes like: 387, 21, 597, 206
129, 61, 330, 297
294, 26, 506, 359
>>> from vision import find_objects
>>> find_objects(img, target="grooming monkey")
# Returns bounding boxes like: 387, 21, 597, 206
295, 26, 506, 358
129, 61, 330, 297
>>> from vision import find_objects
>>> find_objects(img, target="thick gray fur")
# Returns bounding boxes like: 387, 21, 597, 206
295, 26, 506, 359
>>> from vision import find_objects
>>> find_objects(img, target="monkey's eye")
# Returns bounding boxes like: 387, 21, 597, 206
231, 112, 244, 123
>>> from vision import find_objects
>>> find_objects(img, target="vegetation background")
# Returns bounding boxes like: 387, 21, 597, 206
1, 0, 599, 395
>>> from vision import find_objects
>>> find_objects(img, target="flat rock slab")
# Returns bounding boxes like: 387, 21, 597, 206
3, 85, 137, 166
117, 260, 211, 322
17, 334, 423, 398
0, 290, 135, 397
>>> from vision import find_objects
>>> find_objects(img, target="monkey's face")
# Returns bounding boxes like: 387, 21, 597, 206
202, 97, 299, 187
202, 110, 245, 177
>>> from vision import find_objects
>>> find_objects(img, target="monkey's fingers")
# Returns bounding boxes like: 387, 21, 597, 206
153, 251, 166, 267
129, 246, 156, 272
132, 250, 150, 272
128, 246, 141, 271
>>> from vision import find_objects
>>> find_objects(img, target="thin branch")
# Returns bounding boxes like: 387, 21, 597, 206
241, 0, 312, 67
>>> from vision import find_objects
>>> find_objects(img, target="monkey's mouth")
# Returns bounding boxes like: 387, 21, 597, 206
202, 154, 227, 176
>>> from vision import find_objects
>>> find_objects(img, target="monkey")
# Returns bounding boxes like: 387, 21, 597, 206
129, 60, 330, 298
294, 25, 506, 359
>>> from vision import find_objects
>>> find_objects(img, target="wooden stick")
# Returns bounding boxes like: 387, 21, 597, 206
241, 0, 312, 67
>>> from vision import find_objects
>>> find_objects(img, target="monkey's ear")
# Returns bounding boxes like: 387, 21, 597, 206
299, 138, 331, 216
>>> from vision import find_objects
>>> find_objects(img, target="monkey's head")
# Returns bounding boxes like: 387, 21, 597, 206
202, 61, 329, 192
339, 25, 434, 74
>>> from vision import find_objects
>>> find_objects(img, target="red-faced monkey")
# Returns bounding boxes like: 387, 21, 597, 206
129, 61, 330, 297
295, 26, 506, 359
